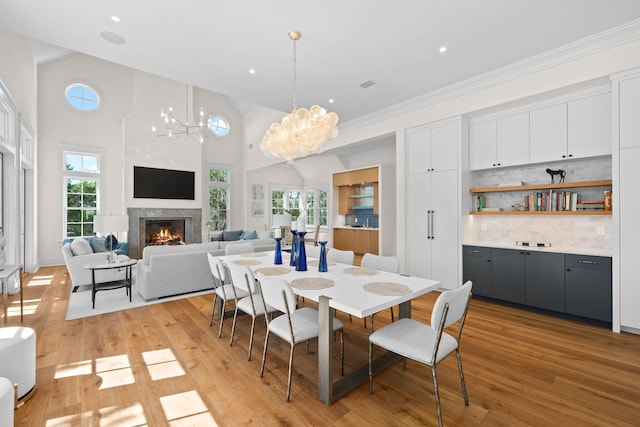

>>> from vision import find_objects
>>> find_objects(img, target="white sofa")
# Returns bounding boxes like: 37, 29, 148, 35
137, 238, 276, 300
62, 242, 130, 289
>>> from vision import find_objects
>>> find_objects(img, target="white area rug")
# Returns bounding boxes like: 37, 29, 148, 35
66, 280, 213, 320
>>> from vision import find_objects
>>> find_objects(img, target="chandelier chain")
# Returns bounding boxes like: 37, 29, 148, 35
292, 38, 297, 111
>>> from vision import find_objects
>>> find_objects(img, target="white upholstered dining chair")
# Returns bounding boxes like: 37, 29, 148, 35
258, 276, 345, 402
368, 281, 472, 427
361, 253, 400, 330
207, 253, 248, 338
226, 263, 277, 361
326, 248, 354, 265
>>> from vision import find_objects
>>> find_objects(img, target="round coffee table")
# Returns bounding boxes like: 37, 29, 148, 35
84, 258, 137, 309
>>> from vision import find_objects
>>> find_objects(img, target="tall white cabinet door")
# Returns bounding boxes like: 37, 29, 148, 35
529, 103, 568, 163
568, 93, 612, 158
406, 173, 432, 279
430, 123, 458, 171
406, 128, 431, 174
619, 147, 640, 329
430, 170, 458, 290
620, 76, 640, 149
469, 120, 497, 170
497, 112, 529, 167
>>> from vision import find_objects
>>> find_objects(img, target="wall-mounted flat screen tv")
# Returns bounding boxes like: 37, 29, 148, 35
133, 166, 195, 200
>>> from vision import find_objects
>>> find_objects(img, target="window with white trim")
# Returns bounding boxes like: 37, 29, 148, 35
65, 83, 100, 111
207, 165, 231, 231
271, 186, 328, 227
63, 150, 101, 238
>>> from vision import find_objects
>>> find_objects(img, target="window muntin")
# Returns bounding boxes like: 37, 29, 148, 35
208, 166, 231, 231
65, 83, 100, 111
208, 116, 229, 137
271, 187, 328, 227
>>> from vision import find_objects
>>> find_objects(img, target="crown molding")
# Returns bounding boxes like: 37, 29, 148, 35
339, 19, 640, 134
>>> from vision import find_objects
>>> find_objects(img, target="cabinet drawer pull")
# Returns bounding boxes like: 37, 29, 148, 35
578, 260, 596, 265
470, 249, 481, 253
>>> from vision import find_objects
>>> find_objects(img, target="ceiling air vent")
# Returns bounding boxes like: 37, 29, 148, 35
360, 80, 376, 89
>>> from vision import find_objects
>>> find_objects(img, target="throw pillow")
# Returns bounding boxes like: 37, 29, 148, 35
89, 237, 107, 253
242, 230, 257, 240
223, 230, 243, 241
70, 238, 93, 256
210, 232, 223, 242
257, 230, 273, 239
104, 234, 119, 251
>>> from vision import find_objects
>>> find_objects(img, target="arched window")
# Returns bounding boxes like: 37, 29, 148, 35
208, 116, 229, 137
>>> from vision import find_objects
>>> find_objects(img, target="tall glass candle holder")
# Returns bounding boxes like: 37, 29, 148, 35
296, 231, 307, 271
290, 229, 298, 267
274, 237, 282, 265
318, 241, 328, 272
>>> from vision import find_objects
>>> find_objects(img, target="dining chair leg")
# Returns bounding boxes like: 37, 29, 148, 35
340, 330, 344, 376
229, 306, 240, 346
370, 315, 374, 332
432, 365, 443, 427
259, 331, 270, 378
456, 350, 469, 405
217, 300, 227, 338
209, 294, 218, 327
286, 343, 295, 402
368, 342, 374, 394
390, 307, 395, 322
247, 315, 257, 361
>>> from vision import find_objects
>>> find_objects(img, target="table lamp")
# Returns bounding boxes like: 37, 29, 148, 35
94, 214, 129, 263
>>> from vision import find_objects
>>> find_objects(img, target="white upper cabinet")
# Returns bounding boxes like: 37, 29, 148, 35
469, 112, 528, 170
620, 76, 640, 149
529, 103, 568, 164
406, 122, 458, 174
469, 120, 496, 170
497, 112, 530, 167
568, 93, 612, 158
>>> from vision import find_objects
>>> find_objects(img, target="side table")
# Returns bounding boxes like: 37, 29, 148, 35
84, 259, 137, 309
1, 264, 23, 325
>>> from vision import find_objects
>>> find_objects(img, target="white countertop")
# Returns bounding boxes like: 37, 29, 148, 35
333, 226, 379, 231
462, 241, 612, 257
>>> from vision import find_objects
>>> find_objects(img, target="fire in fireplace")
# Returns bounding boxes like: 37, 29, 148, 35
145, 219, 185, 246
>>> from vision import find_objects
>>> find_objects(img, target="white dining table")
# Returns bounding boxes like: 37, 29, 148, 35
219, 251, 441, 404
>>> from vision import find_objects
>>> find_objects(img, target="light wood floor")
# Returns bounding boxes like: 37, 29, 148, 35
8, 266, 640, 426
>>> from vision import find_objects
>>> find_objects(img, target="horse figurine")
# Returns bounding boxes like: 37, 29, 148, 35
546, 168, 566, 183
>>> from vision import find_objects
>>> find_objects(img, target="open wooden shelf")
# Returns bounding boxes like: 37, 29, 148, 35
468, 179, 612, 216
469, 210, 611, 216
469, 179, 612, 193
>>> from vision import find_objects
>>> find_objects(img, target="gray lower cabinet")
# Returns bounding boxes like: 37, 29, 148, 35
462, 246, 492, 297
565, 254, 612, 322
491, 248, 526, 304
525, 251, 565, 312
462, 245, 611, 323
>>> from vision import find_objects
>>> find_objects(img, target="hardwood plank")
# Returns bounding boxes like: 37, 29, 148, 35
10, 266, 640, 426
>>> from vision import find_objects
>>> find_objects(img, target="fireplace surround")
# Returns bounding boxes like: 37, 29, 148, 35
127, 208, 202, 259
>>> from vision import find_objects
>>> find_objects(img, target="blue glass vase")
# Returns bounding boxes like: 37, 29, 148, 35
296, 231, 307, 271
289, 229, 298, 267
274, 237, 282, 265
318, 241, 328, 272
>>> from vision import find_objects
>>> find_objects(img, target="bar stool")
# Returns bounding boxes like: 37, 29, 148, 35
0, 326, 36, 406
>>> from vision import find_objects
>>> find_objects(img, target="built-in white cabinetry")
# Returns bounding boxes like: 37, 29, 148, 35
470, 87, 611, 170
619, 76, 640, 149
568, 93, 611, 159
529, 103, 567, 163
613, 69, 640, 333
405, 119, 461, 290
469, 112, 529, 170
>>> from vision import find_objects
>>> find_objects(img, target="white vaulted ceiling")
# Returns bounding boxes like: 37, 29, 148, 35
1, 1, 640, 128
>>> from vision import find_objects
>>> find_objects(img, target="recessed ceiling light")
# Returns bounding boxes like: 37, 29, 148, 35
249, 68, 256, 74
439, 46, 447, 53
111, 15, 121, 23
329, 99, 335, 103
